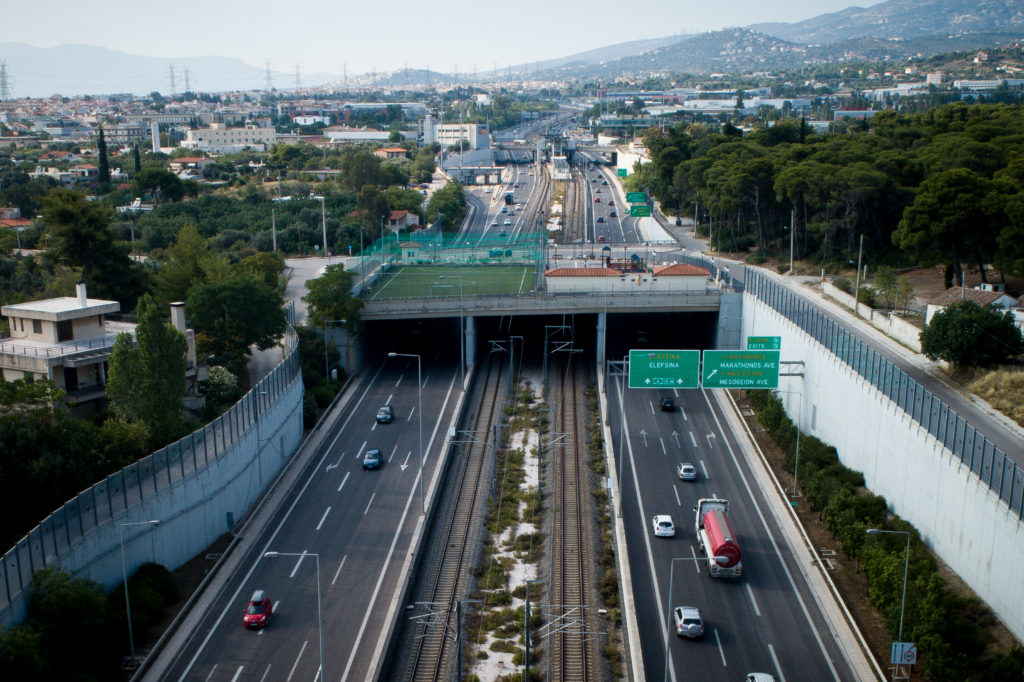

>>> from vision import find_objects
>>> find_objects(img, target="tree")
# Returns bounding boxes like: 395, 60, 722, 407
131, 167, 185, 203
303, 264, 364, 332
920, 300, 1023, 367
41, 188, 150, 308
97, 125, 111, 184
186, 274, 287, 376
106, 294, 188, 448
873, 266, 898, 309
154, 222, 231, 308
425, 181, 466, 228
133, 145, 142, 173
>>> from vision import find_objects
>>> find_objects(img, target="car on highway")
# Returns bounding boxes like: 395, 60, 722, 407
498, 230, 507, 237
608, 200, 614, 205
363, 448, 384, 470
673, 605, 704, 638
597, 235, 606, 243
609, 211, 617, 217
500, 206, 507, 213
491, 218, 499, 226
596, 188, 602, 193
602, 180, 608, 185
597, 216, 605, 223
745, 675, 776, 682
653, 515, 676, 537
677, 462, 697, 481
660, 396, 675, 411
516, 204, 522, 210
243, 590, 272, 629
503, 219, 512, 225
594, 197, 601, 203
376, 405, 394, 424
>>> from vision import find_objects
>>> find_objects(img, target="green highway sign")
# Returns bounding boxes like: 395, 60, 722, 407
630, 205, 652, 217
747, 336, 781, 350
702, 350, 780, 388
617, 168, 627, 177
626, 191, 647, 203
628, 349, 700, 389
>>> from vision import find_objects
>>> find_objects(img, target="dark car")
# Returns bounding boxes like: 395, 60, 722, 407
363, 448, 384, 470
243, 590, 272, 629
610, 211, 617, 217
660, 397, 675, 412
597, 216, 605, 223
376, 405, 394, 424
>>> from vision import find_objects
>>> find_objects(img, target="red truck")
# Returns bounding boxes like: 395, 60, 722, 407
694, 498, 742, 578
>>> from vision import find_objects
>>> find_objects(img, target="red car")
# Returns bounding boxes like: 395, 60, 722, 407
243, 590, 273, 629
594, 197, 601, 203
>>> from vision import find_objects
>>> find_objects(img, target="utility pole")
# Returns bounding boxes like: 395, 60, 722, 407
264, 60, 273, 92
853, 233, 864, 317
0, 60, 11, 101
183, 67, 191, 93
168, 64, 176, 97
789, 208, 795, 274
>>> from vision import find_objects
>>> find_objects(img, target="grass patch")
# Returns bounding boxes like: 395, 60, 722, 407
960, 366, 1024, 427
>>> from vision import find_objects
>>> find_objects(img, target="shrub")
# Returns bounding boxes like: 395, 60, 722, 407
833, 276, 853, 294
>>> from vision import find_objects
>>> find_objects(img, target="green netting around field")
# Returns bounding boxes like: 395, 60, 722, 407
367, 264, 538, 300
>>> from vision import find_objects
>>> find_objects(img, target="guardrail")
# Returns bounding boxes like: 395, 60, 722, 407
0, 333, 119, 359
746, 269, 1024, 519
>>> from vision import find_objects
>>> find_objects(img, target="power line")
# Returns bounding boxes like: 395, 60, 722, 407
168, 63, 176, 96
183, 67, 191, 93
294, 63, 301, 90
264, 59, 273, 91
0, 60, 11, 100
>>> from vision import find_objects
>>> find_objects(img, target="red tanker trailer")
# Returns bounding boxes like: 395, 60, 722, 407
694, 498, 742, 578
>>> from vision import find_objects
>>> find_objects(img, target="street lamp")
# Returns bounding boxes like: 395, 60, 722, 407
119, 520, 160, 667
322, 318, 347, 383
265, 551, 324, 680
773, 388, 803, 496
439, 275, 465, 386
313, 195, 328, 259
866, 528, 911, 679
388, 352, 424, 514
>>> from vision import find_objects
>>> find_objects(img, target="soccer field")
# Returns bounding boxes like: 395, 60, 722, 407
367, 264, 536, 300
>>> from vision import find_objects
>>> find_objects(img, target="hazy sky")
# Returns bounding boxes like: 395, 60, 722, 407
3, 0, 884, 83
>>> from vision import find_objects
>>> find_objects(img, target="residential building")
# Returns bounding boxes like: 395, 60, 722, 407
182, 123, 277, 153
0, 283, 198, 415
924, 286, 1019, 325
385, 210, 419, 231
374, 147, 407, 160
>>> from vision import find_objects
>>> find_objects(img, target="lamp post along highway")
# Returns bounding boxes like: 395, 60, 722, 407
120, 520, 160, 667
388, 352, 424, 514
866, 528, 912, 680
265, 551, 324, 680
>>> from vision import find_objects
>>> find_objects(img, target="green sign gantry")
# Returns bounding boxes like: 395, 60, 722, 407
702, 350, 781, 388
747, 336, 781, 350
626, 192, 647, 203
628, 349, 700, 389
629, 205, 652, 217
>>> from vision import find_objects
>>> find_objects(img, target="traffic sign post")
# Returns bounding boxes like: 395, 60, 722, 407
890, 642, 916, 666
626, 191, 647, 203
617, 168, 627, 177
747, 336, 781, 350
628, 349, 700, 389
629, 205, 652, 217
701, 350, 780, 388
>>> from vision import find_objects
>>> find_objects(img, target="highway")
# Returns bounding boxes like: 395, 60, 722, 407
162, 341, 463, 681
606, 320, 861, 682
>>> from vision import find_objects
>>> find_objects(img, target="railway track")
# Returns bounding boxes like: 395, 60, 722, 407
404, 354, 508, 682
547, 355, 594, 682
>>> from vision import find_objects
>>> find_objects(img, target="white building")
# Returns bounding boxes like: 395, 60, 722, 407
182, 123, 277, 153
421, 115, 490, 150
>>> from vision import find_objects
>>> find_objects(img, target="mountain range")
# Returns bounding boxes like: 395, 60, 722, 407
2, 0, 1023, 97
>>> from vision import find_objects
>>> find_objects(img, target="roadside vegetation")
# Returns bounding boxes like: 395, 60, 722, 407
746, 389, 1024, 681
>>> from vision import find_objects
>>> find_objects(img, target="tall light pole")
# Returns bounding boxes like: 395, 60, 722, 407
866, 528, 911, 680
773, 388, 803, 496
322, 318, 347, 383
265, 551, 324, 680
120, 520, 160, 666
439, 275, 464, 386
388, 352, 424, 514
314, 194, 328, 258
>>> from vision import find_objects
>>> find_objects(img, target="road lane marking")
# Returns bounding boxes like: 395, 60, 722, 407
205, 664, 217, 681
371, 422, 377, 431
769, 643, 786, 682
689, 431, 697, 448
660, 437, 666, 455
746, 583, 761, 617
364, 492, 376, 515
681, 407, 687, 421
700, 460, 709, 479
690, 544, 701, 573
673, 484, 681, 506
286, 640, 307, 681
315, 506, 331, 531
650, 400, 655, 415
714, 629, 727, 666
389, 445, 398, 462
336, 471, 350, 492
395, 374, 403, 388
289, 551, 307, 578
386, 393, 393, 405
702, 389, 841, 680
407, 405, 415, 422
325, 451, 346, 472
231, 665, 244, 681
331, 555, 348, 586
356, 441, 367, 459
258, 664, 272, 682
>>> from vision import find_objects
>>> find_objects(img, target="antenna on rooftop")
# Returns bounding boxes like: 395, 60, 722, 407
168, 64, 176, 96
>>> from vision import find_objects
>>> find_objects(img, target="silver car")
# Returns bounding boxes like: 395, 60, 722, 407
673, 605, 704, 638
677, 462, 697, 481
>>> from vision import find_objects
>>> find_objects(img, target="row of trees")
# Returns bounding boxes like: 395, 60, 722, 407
631, 102, 1024, 286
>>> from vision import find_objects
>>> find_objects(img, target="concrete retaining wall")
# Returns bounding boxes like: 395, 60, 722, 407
743, 292, 1024, 641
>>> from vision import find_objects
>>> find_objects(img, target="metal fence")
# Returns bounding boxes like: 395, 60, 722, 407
0, 330, 302, 615
746, 270, 1024, 519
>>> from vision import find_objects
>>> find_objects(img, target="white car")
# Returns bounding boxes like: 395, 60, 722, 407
503, 219, 512, 225
677, 462, 697, 481
745, 675, 776, 682
673, 605, 704, 638
653, 515, 675, 537
491, 219, 499, 226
